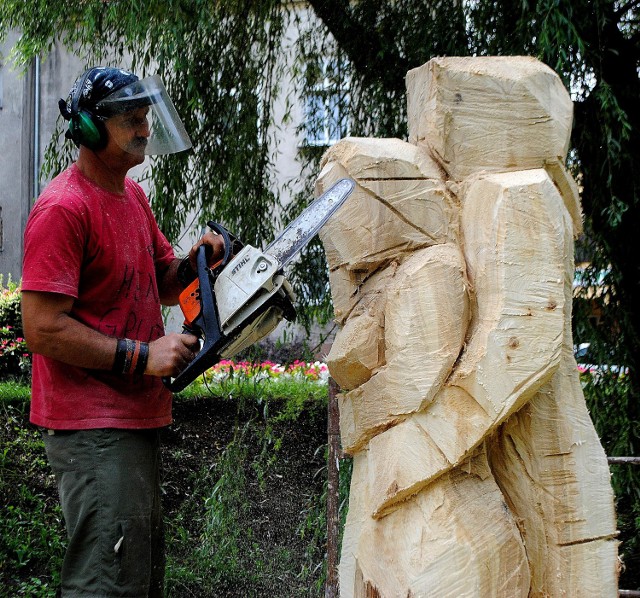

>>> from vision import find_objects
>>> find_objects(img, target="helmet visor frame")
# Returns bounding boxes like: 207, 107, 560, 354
96, 75, 192, 156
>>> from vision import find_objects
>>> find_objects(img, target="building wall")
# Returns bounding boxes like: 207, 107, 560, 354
0, 32, 33, 282
0, 40, 85, 281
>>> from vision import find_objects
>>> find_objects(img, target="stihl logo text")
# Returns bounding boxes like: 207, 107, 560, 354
231, 256, 250, 276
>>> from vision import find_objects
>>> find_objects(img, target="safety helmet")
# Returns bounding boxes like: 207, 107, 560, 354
59, 66, 192, 155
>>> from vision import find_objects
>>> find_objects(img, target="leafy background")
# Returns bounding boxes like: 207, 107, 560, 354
1, 0, 638, 592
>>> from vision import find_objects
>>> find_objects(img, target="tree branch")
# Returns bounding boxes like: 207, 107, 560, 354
306, 0, 409, 94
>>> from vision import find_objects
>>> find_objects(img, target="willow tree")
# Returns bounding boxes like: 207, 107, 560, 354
1, 0, 289, 253
1, 0, 638, 587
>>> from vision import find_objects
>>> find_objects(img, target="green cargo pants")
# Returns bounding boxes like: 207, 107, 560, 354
43, 428, 165, 598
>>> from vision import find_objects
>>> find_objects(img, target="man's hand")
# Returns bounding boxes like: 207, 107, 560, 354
159, 230, 228, 306
188, 231, 226, 271
146, 333, 201, 377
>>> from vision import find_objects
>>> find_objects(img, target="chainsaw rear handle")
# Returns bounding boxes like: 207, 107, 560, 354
163, 221, 242, 392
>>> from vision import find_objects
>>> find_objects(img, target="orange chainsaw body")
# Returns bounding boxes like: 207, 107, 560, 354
178, 278, 202, 327
178, 257, 224, 328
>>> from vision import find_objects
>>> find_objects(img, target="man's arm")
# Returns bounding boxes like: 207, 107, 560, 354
22, 291, 199, 377
158, 258, 183, 306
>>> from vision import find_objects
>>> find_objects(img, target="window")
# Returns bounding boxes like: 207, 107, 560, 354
303, 58, 349, 147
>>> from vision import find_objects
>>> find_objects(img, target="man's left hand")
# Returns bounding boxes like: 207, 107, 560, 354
188, 231, 226, 270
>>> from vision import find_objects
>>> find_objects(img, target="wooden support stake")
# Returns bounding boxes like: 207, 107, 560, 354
326, 377, 341, 598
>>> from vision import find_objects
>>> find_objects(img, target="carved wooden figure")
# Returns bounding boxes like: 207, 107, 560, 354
317, 57, 618, 598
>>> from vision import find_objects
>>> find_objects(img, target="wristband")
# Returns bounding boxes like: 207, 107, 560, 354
113, 338, 128, 374
134, 341, 149, 376
113, 338, 149, 376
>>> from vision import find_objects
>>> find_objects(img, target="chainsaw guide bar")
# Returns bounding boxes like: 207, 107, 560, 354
264, 178, 355, 268
162, 178, 355, 392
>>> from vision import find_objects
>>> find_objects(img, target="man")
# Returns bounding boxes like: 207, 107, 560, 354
21, 66, 223, 597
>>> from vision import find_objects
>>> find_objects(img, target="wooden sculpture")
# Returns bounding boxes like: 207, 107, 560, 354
317, 56, 619, 597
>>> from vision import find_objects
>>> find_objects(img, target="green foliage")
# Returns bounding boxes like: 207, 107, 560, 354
0, 398, 64, 597
164, 387, 330, 596
166, 427, 254, 593
297, 448, 352, 594
0, 276, 23, 335
1, 375, 331, 596
0, 279, 31, 381
0, 328, 30, 381
236, 334, 318, 367
0, 381, 31, 402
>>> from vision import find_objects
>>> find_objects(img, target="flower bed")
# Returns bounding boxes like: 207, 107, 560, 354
0, 326, 31, 380
205, 359, 330, 384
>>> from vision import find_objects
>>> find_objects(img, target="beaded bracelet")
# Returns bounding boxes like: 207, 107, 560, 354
113, 338, 149, 376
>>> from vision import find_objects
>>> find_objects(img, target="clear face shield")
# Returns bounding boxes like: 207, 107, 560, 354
95, 75, 192, 156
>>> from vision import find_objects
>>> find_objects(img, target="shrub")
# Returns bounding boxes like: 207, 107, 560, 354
0, 277, 31, 380
0, 276, 24, 336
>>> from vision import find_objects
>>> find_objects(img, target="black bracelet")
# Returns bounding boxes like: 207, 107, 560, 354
177, 256, 197, 287
113, 338, 128, 374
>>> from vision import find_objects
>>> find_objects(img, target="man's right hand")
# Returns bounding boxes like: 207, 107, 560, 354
146, 333, 200, 377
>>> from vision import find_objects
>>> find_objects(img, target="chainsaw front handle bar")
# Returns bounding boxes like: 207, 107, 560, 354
206, 221, 234, 276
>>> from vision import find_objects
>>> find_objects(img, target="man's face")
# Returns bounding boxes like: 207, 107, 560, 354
103, 107, 151, 163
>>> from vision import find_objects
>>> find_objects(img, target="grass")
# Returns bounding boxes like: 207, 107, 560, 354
0, 370, 346, 598
0, 379, 31, 401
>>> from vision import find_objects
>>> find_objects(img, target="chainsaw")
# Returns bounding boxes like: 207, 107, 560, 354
163, 178, 355, 392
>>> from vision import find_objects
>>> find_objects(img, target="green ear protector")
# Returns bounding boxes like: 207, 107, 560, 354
67, 69, 108, 151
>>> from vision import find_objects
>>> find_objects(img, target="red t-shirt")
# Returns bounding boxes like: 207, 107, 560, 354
22, 164, 176, 430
